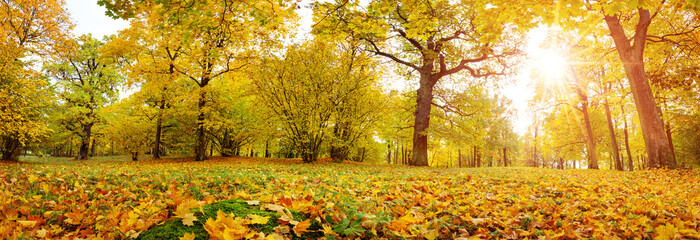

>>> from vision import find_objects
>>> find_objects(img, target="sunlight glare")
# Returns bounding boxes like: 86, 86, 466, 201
535, 49, 569, 84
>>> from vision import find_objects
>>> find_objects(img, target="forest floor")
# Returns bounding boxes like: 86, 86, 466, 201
0, 156, 698, 239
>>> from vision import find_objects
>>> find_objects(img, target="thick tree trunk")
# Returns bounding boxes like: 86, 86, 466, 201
621, 105, 634, 171
387, 144, 392, 164
604, 10, 675, 168
411, 73, 435, 166
604, 99, 623, 170
77, 123, 93, 160
1, 137, 22, 161
195, 92, 207, 161
264, 140, 270, 158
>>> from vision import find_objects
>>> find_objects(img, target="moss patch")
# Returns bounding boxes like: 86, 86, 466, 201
136, 199, 322, 240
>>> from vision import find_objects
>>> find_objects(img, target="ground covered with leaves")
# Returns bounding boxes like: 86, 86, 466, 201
1, 157, 699, 239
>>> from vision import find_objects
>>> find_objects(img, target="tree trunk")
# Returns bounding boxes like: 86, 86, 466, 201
77, 123, 93, 160
195, 92, 207, 161
153, 99, 165, 159
580, 101, 598, 169
410, 73, 435, 166
1, 137, 22, 161
621, 105, 634, 171
90, 139, 96, 157
604, 99, 623, 170
503, 147, 507, 167
264, 140, 270, 158
458, 149, 462, 168
665, 121, 676, 162
604, 9, 675, 168
387, 144, 392, 164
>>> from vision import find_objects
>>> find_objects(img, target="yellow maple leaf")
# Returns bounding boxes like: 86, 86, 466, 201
656, 223, 678, 240
182, 213, 198, 226
17, 220, 37, 228
293, 219, 312, 236
179, 232, 196, 240
247, 214, 270, 225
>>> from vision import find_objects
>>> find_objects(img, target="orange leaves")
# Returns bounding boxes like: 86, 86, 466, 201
204, 210, 256, 240
292, 219, 312, 236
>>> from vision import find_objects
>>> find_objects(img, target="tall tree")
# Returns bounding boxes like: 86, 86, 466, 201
0, 0, 71, 160
45, 35, 121, 160
313, 0, 521, 166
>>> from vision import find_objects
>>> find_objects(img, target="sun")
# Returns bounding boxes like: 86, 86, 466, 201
534, 49, 570, 83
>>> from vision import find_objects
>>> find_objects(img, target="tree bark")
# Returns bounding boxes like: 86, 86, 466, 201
604, 9, 675, 168
195, 91, 207, 161
90, 139, 96, 157
604, 99, 623, 171
153, 99, 165, 159
503, 147, 507, 167
411, 72, 436, 166
77, 123, 93, 160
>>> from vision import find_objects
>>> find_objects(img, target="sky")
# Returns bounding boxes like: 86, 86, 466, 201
63, 0, 542, 136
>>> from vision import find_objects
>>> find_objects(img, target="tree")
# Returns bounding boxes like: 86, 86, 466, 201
45, 35, 121, 160
0, 0, 71, 160
313, 0, 522, 166
253, 42, 383, 163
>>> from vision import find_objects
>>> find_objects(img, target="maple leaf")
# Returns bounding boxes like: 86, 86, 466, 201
179, 232, 196, 240
261, 203, 285, 212
17, 220, 37, 228
293, 219, 312, 236
181, 213, 197, 226
247, 214, 270, 225
656, 223, 678, 240
246, 200, 261, 206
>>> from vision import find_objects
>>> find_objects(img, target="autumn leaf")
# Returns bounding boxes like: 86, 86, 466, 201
293, 219, 312, 236
246, 200, 261, 206
181, 213, 197, 226
179, 232, 196, 240
656, 223, 679, 240
247, 214, 270, 225
261, 203, 285, 212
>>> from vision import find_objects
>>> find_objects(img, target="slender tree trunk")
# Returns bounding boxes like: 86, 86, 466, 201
195, 92, 207, 161
665, 121, 676, 162
604, 99, 623, 170
153, 99, 165, 159
621, 105, 634, 171
458, 149, 462, 168
411, 72, 435, 166
503, 147, 507, 167
387, 144, 391, 164
264, 140, 270, 158
604, 9, 675, 168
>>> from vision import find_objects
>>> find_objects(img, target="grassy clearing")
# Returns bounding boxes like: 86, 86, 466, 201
0, 156, 698, 239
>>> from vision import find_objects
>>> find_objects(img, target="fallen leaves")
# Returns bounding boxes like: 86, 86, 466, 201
0, 157, 698, 239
